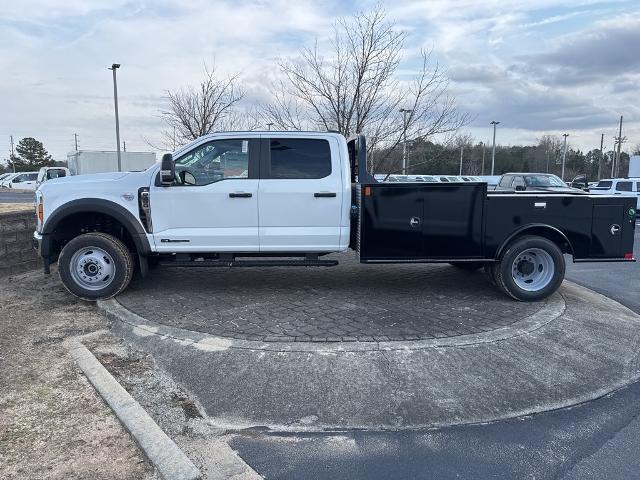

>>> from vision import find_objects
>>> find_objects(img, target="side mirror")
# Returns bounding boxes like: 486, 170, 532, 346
160, 153, 175, 186
515, 184, 526, 191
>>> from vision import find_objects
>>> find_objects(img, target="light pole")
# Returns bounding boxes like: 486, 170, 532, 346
490, 121, 499, 175
400, 108, 413, 175
561, 133, 569, 181
109, 63, 122, 172
267, 122, 274, 131
480, 142, 485, 175
459, 146, 464, 175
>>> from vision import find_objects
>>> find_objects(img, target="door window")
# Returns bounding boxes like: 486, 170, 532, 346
47, 169, 66, 180
266, 138, 331, 179
512, 177, 526, 189
616, 181, 632, 192
498, 175, 513, 187
174, 139, 250, 186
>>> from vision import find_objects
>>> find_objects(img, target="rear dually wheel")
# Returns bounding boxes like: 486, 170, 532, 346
494, 235, 565, 301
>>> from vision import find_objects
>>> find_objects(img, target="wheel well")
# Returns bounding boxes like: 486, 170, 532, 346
50, 212, 137, 258
498, 226, 574, 258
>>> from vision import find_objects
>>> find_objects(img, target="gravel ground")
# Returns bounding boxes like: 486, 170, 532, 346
0, 267, 154, 480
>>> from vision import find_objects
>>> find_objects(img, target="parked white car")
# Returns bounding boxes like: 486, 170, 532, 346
589, 178, 640, 210
4, 172, 39, 190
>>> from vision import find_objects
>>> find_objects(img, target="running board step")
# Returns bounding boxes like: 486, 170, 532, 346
158, 259, 339, 268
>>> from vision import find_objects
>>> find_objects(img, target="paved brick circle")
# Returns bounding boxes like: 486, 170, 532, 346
117, 253, 546, 342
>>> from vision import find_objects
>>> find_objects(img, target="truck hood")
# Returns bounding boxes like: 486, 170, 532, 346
44, 172, 130, 185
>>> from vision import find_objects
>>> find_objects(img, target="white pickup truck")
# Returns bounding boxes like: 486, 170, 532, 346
33, 131, 636, 302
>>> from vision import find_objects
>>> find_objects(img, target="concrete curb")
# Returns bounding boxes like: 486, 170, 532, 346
98, 292, 565, 353
65, 339, 201, 480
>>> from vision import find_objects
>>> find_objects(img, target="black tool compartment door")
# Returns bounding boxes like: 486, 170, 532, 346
359, 184, 424, 259
422, 183, 484, 258
590, 203, 623, 257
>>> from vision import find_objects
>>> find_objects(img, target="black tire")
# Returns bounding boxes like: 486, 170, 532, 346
449, 261, 484, 271
58, 232, 134, 301
494, 235, 565, 301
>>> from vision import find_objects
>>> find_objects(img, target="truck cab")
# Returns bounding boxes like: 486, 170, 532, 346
37, 166, 70, 186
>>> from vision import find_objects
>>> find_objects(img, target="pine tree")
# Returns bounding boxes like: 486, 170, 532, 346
11, 137, 54, 171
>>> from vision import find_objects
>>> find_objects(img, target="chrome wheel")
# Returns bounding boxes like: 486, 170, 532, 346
511, 247, 555, 292
69, 246, 116, 291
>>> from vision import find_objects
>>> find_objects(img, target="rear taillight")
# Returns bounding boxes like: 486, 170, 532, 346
624, 252, 633, 260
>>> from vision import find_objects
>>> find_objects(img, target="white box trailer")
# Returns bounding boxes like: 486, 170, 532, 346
67, 150, 156, 175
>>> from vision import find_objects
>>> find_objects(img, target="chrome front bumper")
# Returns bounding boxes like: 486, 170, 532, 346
33, 231, 43, 256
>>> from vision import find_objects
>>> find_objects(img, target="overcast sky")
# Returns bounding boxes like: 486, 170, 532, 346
1, 0, 638, 161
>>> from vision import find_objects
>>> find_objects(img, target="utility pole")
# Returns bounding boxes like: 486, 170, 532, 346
108, 63, 122, 172
561, 133, 569, 181
481, 142, 485, 175
490, 121, 499, 175
459, 146, 464, 175
615, 115, 625, 178
9, 135, 15, 173
400, 108, 413, 175
123, 140, 126, 152
74, 133, 79, 151
597, 133, 604, 180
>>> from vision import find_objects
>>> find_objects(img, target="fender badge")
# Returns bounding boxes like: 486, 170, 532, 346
121, 192, 135, 201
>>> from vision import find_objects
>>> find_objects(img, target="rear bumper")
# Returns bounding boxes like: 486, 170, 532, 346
573, 257, 636, 263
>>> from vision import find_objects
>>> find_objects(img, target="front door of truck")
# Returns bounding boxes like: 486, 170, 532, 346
258, 136, 344, 252
151, 137, 260, 252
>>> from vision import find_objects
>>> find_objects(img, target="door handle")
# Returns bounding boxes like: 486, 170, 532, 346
229, 192, 252, 198
314, 192, 337, 198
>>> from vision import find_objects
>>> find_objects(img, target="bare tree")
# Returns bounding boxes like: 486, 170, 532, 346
632, 143, 640, 156
160, 64, 245, 148
262, 6, 469, 174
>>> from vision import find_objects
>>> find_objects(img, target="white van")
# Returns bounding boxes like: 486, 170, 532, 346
589, 178, 640, 209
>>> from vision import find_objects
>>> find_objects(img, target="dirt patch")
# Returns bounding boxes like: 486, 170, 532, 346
0, 268, 154, 480
0, 203, 32, 213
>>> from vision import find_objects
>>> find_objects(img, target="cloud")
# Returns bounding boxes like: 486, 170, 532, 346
519, 14, 640, 85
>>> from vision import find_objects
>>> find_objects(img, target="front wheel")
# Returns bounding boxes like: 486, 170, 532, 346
494, 236, 565, 301
58, 232, 134, 300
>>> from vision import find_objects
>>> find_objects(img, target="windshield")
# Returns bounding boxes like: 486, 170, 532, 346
595, 181, 612, 188
524, 175, 565, 187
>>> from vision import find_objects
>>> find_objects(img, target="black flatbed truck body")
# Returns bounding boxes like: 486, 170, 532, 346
355, 182, 636, 263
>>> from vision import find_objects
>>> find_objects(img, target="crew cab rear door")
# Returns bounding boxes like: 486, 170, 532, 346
150, 137, 260, 252
258, 135, 344, 251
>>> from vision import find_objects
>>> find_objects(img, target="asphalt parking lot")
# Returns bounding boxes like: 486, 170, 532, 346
0, 190, 34, 203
